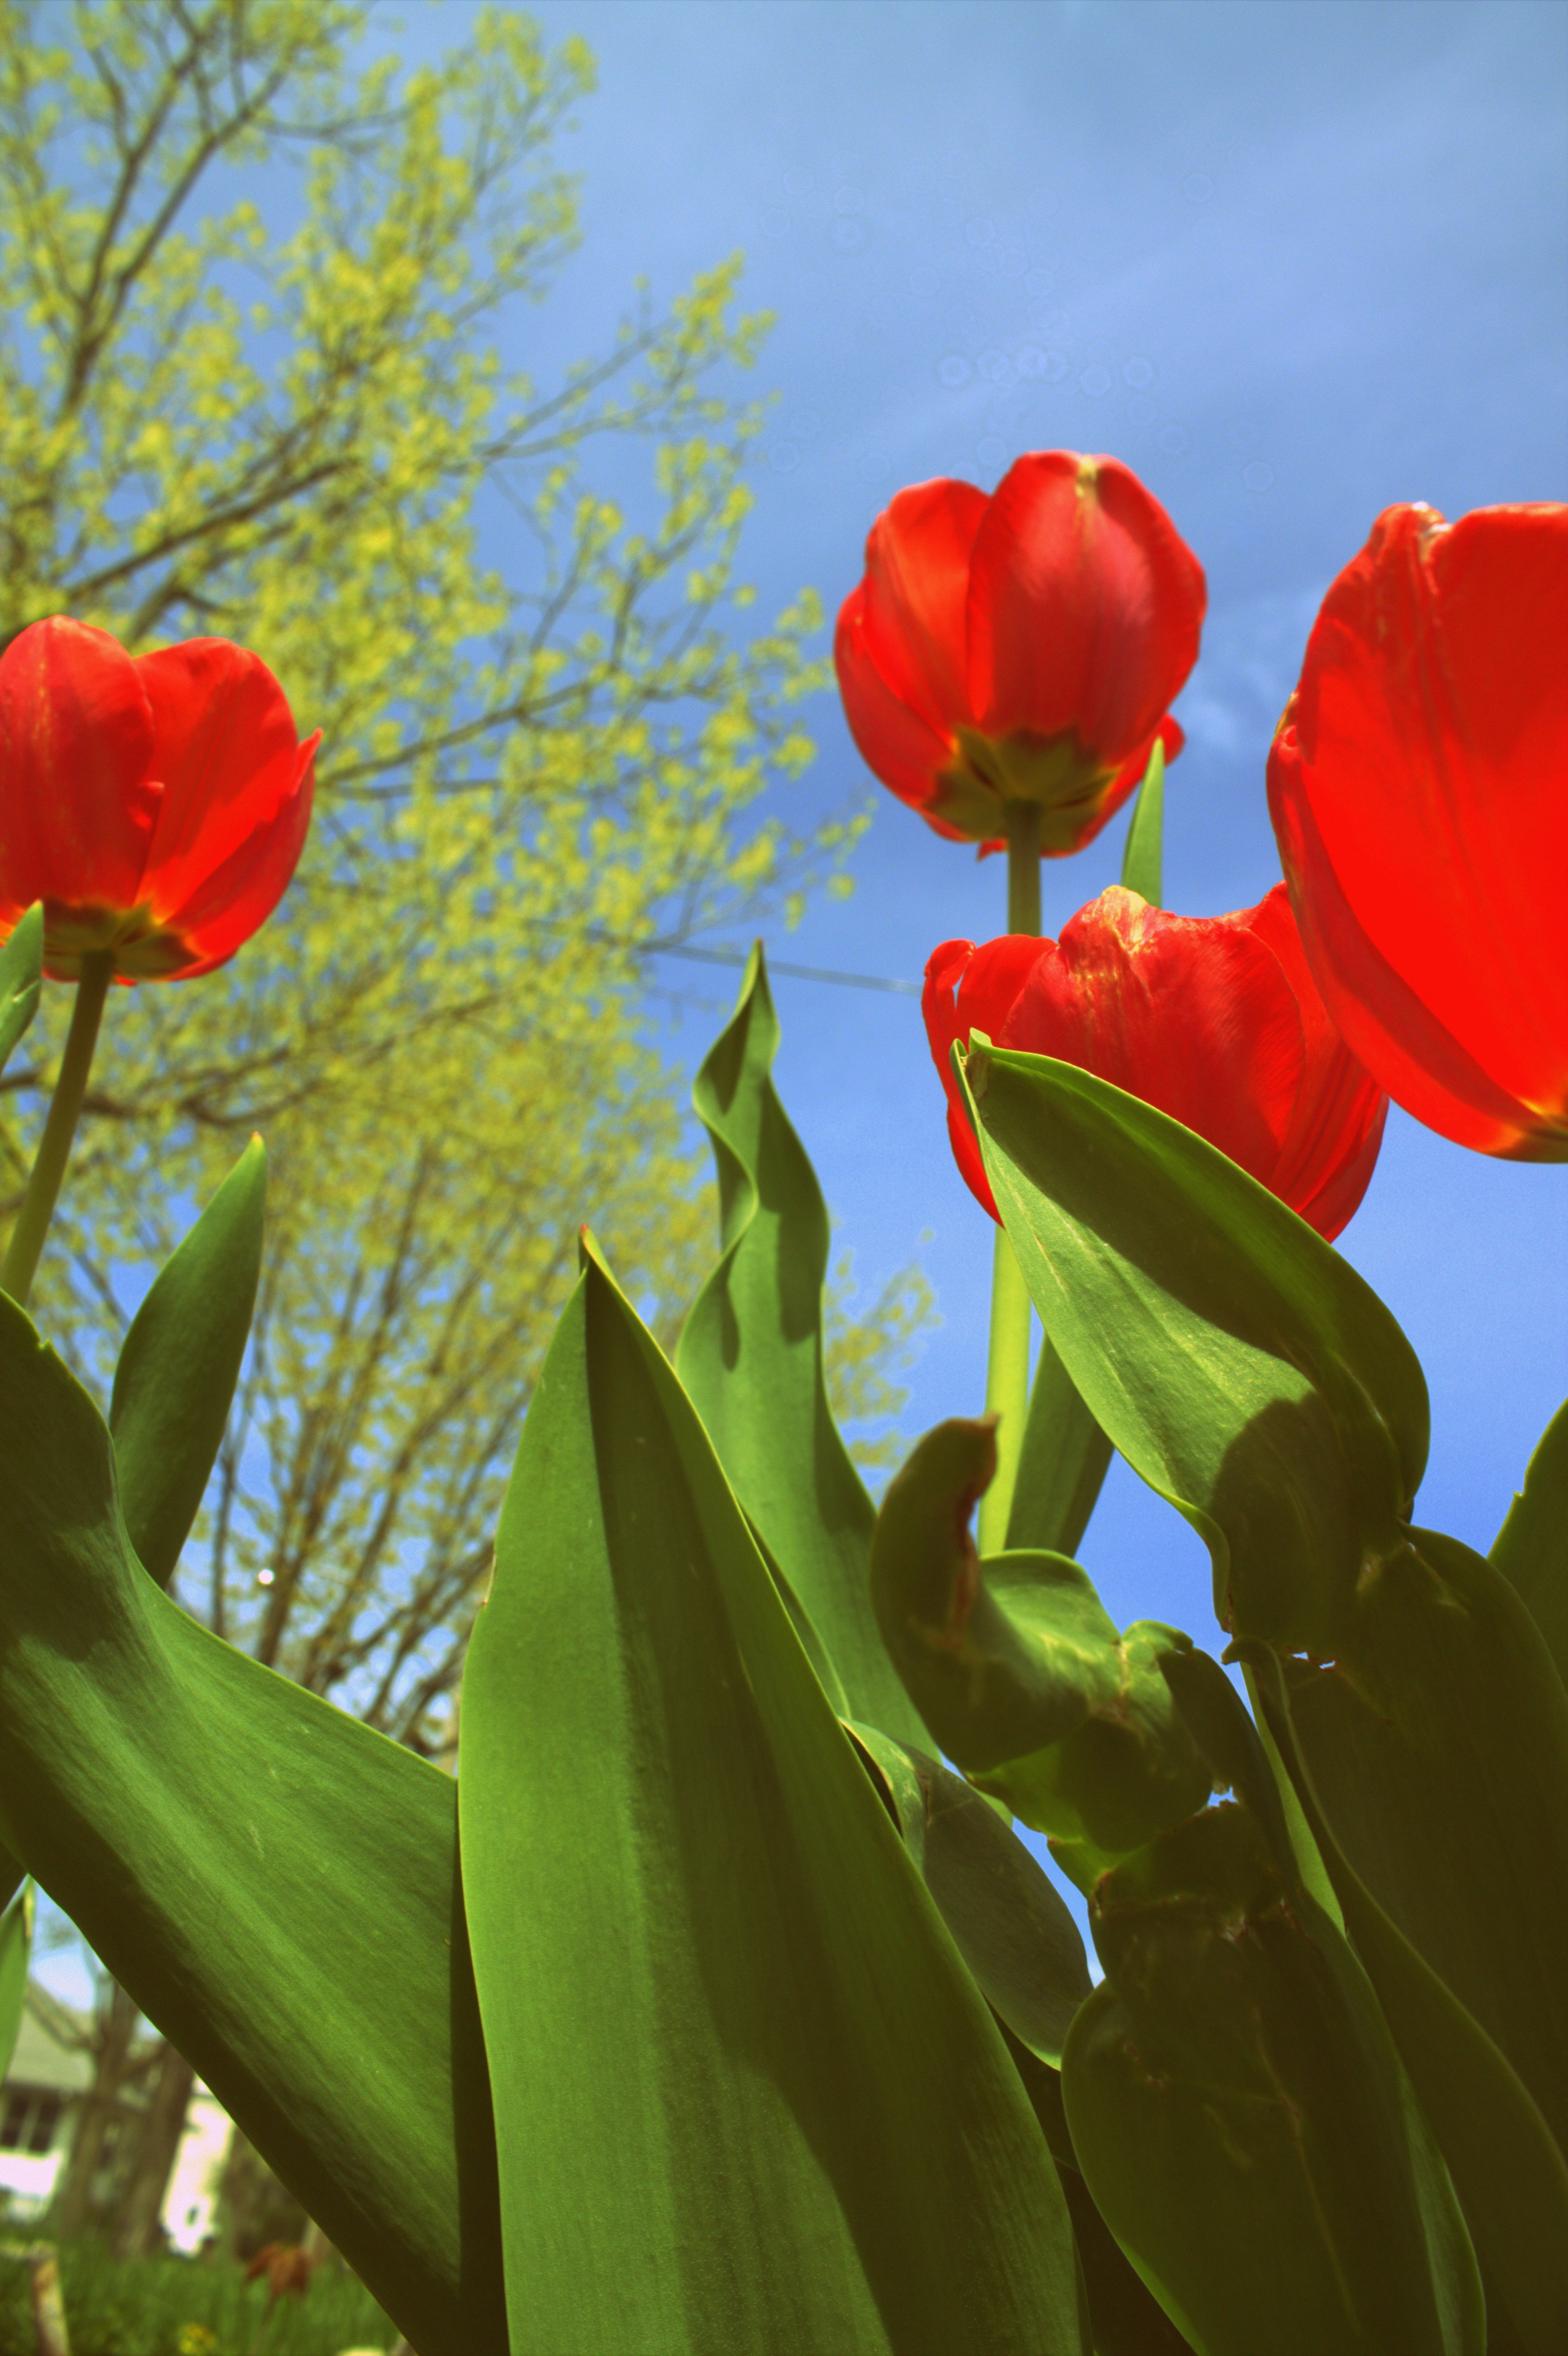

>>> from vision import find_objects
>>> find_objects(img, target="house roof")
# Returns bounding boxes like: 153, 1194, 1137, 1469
4, 1981, 163, 2100
7, 1984, 94, 2096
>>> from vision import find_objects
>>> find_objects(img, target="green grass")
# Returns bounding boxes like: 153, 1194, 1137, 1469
0, 2237, 397, 2356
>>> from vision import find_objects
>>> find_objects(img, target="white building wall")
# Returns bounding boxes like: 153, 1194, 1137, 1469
159, 2089, 232, 2254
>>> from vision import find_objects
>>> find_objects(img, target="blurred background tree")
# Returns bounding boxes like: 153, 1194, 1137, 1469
0, 0, 933, 2252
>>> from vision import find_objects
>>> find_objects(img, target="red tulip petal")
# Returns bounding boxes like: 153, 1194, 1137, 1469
855, 479, 989, 739
956, 932, 1053, 1051
1009, 889, 1305, 1187
1244, 886, 1389, 1238
158, 735, 316, 974
0, 617, 159, 923
137, 640, 309, 918
1272, 739, 1552, 1155
1270, 503, 1568, 1152
966, 455, 1206, 761
923, 934, 1044, 1218
834, 583, 958, 816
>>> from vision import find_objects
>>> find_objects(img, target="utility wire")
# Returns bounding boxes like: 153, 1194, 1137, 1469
641, 939, 920, 996
550, 920, 920, 996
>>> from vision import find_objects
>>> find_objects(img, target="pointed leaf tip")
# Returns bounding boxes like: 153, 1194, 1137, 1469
0, 904, 44, 1078
1119, 735, 1166, 908
109, 1138, 268, 1587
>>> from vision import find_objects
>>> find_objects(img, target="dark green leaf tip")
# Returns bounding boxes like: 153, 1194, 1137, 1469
871, 1416, 996, 1645
109, 1137, 269, 1587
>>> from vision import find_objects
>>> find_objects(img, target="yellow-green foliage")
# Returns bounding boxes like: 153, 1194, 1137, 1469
0, 1, 916, 1749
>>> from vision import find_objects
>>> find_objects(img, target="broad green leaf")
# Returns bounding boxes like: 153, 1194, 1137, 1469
1118, 736, 1165, 908
0, 1293, 505, 2356
1005, 1334, 1113, 1559
1265, 1528, 1568, 2162
962, 1040, 1429, 1654
676, 945, 927, 1746
109, 1137, 266, 1589
1490, 1397, 1568, 1692
0, 906, 42, 1078
1247, 1640, 1568, 2356
748, 1516, 850, 1716
845, 1721, 1093, 2067
1063, 1800, 1482, 2356
462, 1242, 1087, 2356
1156, 1642, 1297, 1878
870, 1419, 1209, 1888
0, 1882, 32, 2082
999, 2022, 1192, 2356
1164, 1643, 1344, 1966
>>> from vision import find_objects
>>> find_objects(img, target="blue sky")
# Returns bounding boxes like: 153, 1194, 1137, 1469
391, 0, 1568, 1637
32, 0, 1568, 2000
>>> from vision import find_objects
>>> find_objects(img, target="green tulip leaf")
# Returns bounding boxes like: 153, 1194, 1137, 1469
109, 1136, 266, 1589
1489, 1397, 1568, 1693
0, 905, 42, 1079
462, 1238, 1087, 2356
1259, 1527, 1568, 2164
999, 2020, 1192, 2356
870, 1418, 1210, 1886
1118, 735, 1165, 908
1156, 1642, 1297, 1881
0, 1880, 32, 2084
1004, 1335, 1113, 1560
844, 1721, 1093, 2067
1063, 1799, 1483, 2356
961, 1039, 1429, 1654
0, 1292, 505, 2356
840, 1718, 928, 1855
676, 944, 928, 1746
1246, 1640, 1568, 2356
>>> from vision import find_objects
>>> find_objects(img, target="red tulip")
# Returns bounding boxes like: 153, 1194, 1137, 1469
923, 885, 1387, 1241
0, 617, 318, 982
1268, 501, 1568, 1160
835, 451, 1205, 855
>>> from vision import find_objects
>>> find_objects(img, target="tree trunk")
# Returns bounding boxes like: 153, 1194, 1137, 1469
107, 2042, 196, 2259
212, 2125, 309, 2262
46, 1979, 143, 2240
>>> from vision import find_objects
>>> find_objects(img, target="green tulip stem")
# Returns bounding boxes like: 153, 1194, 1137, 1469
1, 950, 115, 1309
977, 1225, 1032, 1556
977, 799, 1044, 1554
1003, 797, 1043, 935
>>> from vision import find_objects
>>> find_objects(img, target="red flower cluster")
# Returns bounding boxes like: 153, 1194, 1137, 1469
836, 452, 1205, 857
0, 617, 317, 982
1269, 501, 1567, 1160
923, 886, 1387, 1241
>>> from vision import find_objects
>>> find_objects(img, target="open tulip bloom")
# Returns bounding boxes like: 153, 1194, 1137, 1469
0, 615, 315, 1306
923, 885, 1389, 1240
0, 616, 317, 985
0, 474, 1563, 2356
835, 450, 1205, 892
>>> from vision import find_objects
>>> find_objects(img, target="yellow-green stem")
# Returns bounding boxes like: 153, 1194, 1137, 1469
1, 951, 114, 1308
976, 801, 1042, 1553
1004, 797, 1043, 934
976, 1222, 1032, 1555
